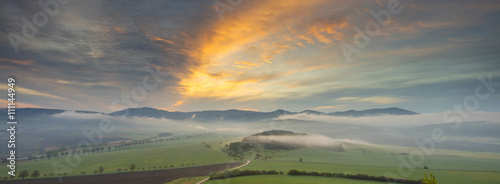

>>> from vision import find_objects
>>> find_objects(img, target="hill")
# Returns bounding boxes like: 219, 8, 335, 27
0, 107, 418, 122
107, 107, 417, 122
227, 130, 344, 156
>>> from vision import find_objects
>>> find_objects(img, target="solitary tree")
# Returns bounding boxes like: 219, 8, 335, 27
99, 166, 104, 174
422, 174, 438, 184
31, 170, 40, 178
19, 170, 29, 179
130, 164, 136, 171
299, 158, 303, 162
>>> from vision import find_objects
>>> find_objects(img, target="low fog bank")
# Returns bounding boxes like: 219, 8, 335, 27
49, 112, 500, 152
277, 111, 500, 127
248, 134, 376, 149
4, 111, 497, 156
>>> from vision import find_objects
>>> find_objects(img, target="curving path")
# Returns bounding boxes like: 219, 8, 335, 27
196, 160, 251, 184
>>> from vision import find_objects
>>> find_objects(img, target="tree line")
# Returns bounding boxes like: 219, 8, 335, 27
287, 169, 423, 184
208, 169, 436, 184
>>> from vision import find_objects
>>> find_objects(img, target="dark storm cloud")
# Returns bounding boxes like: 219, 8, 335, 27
0, 0, 218, 111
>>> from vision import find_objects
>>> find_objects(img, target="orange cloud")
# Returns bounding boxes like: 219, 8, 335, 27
0, 99, 45, 108
0, 85, 66, 100
114, 27, 126, 34
233, 61, 261, 67
0, 58, 35, 66
148, 35, 175, 44
173, 100, 184, 106
177, 0, 353, 101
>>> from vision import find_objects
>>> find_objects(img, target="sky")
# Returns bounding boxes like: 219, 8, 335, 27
0, 0, 499, 113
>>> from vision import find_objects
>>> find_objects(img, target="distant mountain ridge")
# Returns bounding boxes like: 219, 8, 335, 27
0, 107, 417, 122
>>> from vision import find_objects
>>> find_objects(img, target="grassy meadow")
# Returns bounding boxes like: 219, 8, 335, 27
0, 135, 237, 179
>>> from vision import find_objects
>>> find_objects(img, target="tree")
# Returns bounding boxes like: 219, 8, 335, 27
81, 171, 86, 175
299, 158, 303, 162
43, 174, 47, 178
19, 170, 29, 179
99, 166, 104, 174
170, 165, 174, 168
424, 165, 429, 169
422, 174, 438, 184
117, 168, 122, 172
63, 172, 67, 177
94, 170, 97, 175
31, 170, 40, 178
49, 173, 54, 178
130, 164, 136, 171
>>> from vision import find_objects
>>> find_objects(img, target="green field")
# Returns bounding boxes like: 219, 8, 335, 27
3, 133, 500, 184
277, 147, 500, 171
168, 145, 500, 184
0, 135, 236, 179
203, 175, 384, 184
242, 160, 500, 184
